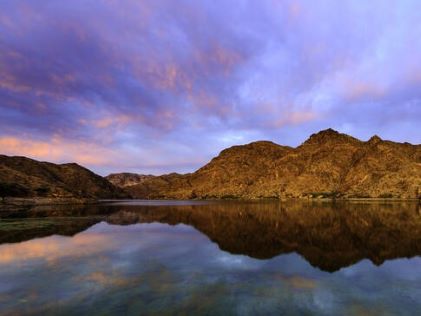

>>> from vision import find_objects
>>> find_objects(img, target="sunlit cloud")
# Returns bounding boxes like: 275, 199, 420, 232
0, 136, 117, 166
0, 0, 420, 174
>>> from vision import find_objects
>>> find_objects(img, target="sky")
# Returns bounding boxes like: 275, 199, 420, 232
1, 0, 420, 175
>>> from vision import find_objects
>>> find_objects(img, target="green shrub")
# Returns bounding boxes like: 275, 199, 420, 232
349, 194, 371, 198
306, 191, 341, 198
221, 194, 238, 199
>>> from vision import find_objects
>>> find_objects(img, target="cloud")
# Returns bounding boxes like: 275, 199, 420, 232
0, 135, 118, 166
0, 134, 207, 175
0, 0, 420, 174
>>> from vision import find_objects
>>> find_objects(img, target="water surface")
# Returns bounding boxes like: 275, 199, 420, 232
1, 200, 420, 315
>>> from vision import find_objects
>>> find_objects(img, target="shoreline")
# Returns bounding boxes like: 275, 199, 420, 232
1, 196, 419, 207
0, 197, 98, 206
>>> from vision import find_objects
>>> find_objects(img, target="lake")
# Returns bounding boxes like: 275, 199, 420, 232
1, 200, 420, 315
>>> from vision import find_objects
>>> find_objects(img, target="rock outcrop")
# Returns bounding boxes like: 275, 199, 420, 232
105, 173, 155, 187
0, 155, 128, 199
125, 129, 421, 199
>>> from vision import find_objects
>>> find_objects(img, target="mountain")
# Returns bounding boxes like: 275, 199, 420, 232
105, 173, 155, 187
125, 129, 421, 199
0, 155, 128, 200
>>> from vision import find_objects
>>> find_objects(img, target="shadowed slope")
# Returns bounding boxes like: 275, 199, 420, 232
0, 155, 128, 199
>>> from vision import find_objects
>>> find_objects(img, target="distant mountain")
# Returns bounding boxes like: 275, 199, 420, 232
0, 155, 128, 199
124, 129, 421, 199
105, 173, 155, 187
2, 129, 420, 200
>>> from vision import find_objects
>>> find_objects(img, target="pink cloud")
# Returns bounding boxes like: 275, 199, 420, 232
86, 114, 133, 129
342, 81, 386, 102
0, 135, 117, 167
270, 110, 318, 128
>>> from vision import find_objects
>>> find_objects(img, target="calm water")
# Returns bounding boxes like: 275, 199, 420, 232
0, 200, 420, 315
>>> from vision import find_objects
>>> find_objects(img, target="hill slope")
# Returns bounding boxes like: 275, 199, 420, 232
105, 173, 155, 188
0, 155, 128, 199
125, 129, 421, 199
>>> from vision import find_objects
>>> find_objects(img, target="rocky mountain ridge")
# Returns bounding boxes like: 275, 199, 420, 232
1, 129, 420, 201
105, 173, 155, 187
123, 129, 421, 199
0, 155, 128, 200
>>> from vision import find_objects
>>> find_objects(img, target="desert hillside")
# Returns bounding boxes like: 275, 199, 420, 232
105, 173, 155, 188
0, 155, 128, 199
122, 129, 421, 199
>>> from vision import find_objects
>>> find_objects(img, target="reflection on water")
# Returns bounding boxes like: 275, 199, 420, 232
0, 200, 420, 315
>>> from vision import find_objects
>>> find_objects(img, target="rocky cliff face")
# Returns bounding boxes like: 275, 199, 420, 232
125, 129, 421, 199
105, 173, 155, 187
0, 155, 128, 199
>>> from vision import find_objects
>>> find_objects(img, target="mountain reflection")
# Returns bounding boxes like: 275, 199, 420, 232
1, 201, 420, 272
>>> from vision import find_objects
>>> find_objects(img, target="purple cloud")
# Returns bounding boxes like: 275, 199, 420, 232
0, 0, 420, 175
